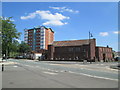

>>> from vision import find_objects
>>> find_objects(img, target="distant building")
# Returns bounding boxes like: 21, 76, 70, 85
116, 52, 120, 57
113, 51, 120, 58
24, 26, 113, 61
96, 46, 113, 62
47, 39, 113, 62
24, 26, 54, 53
24, 29, 28, 43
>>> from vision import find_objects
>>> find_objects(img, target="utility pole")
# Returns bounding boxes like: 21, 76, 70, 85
89, 31, 93, 64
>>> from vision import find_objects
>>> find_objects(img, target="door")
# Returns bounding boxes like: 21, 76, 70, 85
103, 53, 106, 62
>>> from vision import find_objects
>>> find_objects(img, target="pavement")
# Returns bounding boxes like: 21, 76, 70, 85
0, 61, 17, 65
1, 59, 119, 88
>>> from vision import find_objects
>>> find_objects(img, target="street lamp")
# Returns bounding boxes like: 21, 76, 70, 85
89, 31, 93, 64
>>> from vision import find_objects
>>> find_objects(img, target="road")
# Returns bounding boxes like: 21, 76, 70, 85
1, 59, 119, 88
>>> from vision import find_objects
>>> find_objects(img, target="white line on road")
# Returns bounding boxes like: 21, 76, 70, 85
13, 66, 18, 67
43, 71, 58, 75
25, 65, 34, 67
25, 65, 30, 66
69, 71, 118, 81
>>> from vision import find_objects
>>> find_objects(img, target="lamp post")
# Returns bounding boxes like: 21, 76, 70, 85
89, 31, 93, 64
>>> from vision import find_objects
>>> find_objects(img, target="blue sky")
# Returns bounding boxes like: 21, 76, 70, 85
2, 2, 118, 51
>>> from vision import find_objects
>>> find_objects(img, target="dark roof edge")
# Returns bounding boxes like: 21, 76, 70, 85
24, 26, 54, 33
54, 38, 96, 42
96, 46, 112, 48
49, 28, 54, 33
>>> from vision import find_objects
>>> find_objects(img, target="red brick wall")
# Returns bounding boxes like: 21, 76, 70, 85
90, 39, 96, 60
47, 43, 96, 60
48, 45, 54, 59
53, 45, 89, 60
96, 47, 113, 61
45, 29, 54, 50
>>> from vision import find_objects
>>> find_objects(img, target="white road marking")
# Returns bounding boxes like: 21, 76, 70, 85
43, 71, 58, 75
13, 66, 18, 67
69, 71, 118, 81
25, 65, 30, 67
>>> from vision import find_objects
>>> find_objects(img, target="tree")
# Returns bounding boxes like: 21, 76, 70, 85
0, 17, 2, 59
1, 17, 21, 58
18, 41, 31, 55
9, 40, 20, 58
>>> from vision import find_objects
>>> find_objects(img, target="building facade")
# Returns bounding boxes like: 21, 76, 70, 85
24, 26, 54, 53
95, 46, 113, 62
47, 39, 113, 61
24, 26, 113, 61
47, 39, 96, 61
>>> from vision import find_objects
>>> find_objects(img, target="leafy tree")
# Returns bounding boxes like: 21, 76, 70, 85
18, 41, 31, 55
1, 17, 21, 58
9, 40, 20, 58
0, 17, 2, 58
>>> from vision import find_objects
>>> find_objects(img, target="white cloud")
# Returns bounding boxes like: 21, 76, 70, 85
49, 6, 63, 10
20, 10, 69, 26
113, 31, 120, 34
20, 12, 36, 20
43, 20, 68, 26
99, 32, 109, 36
49, 6, 79, 13
35, 10, 69, 20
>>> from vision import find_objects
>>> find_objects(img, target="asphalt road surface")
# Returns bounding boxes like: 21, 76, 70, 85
1, 59, 119, 88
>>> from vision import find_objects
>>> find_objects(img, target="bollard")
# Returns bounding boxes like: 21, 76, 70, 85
90, 61, 92, 64
2, 64, 4, 71
83, 60, 87, 64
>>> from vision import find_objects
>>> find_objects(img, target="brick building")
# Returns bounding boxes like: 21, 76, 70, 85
95, 46, 113, 62
47, 39, 96, 61
24, 26, 54, 53
47, 39, 113, 61
24, 26, 113, 61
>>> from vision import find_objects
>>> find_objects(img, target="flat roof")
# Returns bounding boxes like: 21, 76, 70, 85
53, 39, 95, 47
96, 46, 112, 49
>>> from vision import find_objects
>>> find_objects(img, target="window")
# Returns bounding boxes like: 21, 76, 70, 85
40, 41, 44, 43
40, 45, 44, 49
29, 39, 32, 41
41, 34, 44, 37
76, 47, 80, 52
36, 42, 40, 44
68, 48, 73, 52
41, 30, 44, 33
36, 45, 40, 47
40, 32, 44, 35
41, 37, 44, 40
41, 31, 44, 33
83, 49, 86, 52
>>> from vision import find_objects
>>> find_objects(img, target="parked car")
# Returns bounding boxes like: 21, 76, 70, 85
115, 57, 120, 61
15, 56, 24, 59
